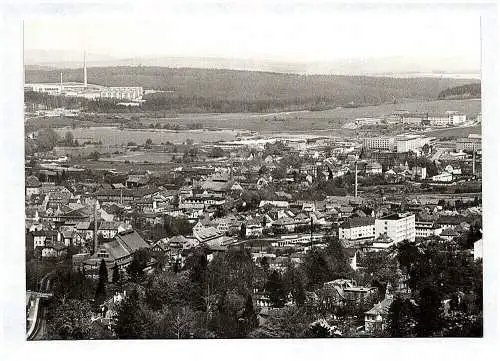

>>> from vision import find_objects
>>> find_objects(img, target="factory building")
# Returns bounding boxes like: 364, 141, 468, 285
25, 52, 144, 101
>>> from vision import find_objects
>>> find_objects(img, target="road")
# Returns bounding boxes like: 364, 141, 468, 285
26, 270, 54, 341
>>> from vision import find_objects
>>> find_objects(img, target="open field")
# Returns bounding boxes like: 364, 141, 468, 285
54, 127, 239, 145
99, 151, 183, 164
425, 125, 481, 138
122, 98, 482, 132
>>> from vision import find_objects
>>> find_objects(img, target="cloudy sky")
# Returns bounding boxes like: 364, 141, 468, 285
23, 2, 482, 74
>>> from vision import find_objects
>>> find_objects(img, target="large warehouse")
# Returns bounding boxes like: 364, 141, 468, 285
24, 53, 143, 101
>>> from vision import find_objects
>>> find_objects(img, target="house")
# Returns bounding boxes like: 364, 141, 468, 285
26, 175, 42, 196
439, 227, 460, 241
272, 217, 298, 233
126, 174, 150, 188
41, 243, 67, 259
365, 161, 383, 175
364, 295, 394, 333
32, 229, 61, 249
432, 172, 453, 182
83, 230, 150, 281
193, 226, 224, 244
97, 221, 130, 240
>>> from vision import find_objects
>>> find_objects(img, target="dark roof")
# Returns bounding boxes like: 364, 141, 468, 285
26, 175, 41, 188
340, 217, 374, 229
378, 213, 414, 221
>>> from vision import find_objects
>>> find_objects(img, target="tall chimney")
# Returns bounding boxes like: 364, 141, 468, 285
472, 150, 476, 177
354, 161, 358, 198
83, 50, 88, 88
60, 72, 63, 93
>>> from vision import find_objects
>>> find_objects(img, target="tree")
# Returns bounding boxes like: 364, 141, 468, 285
387, 297, 415, 337
239, 223, 246, 239
415, 285, 443, 337
265, 270, 289, 308
111, 263, 120, 284
304, 320, 332, 338
249, 306, 312, 338
95, 259, 108, 305
36, 128, 59, 151
48, 299, 95, 340
127, 248, 151, 283
64, 131, 74, 146
145, 138, 153, 148
114, 289, 150, 339
89, 151, 100, 161
153, 306, 199, 339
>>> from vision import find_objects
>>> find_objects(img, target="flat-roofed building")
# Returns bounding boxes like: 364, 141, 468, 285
362, 137, 395, 151
456, 134, 482, 152
375, 212, 415, 244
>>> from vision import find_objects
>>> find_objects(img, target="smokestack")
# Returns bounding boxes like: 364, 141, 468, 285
60, 72, 63, 94
83, 50, 87, 88
354, 161, 358, 198
472, 150, 476, 177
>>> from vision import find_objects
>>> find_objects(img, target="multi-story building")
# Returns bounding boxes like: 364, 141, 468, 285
415, 219, 443, 238
375, 212, 415, 243
362, 137, 395, 151
395, 135, 431, 153
428, 111, 466, 127
339, 217, 375, 246
456, 134, 482, 152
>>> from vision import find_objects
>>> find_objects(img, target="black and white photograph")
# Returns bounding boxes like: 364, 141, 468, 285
1, 1, 498, 349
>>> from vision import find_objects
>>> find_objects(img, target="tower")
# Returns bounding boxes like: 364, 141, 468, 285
83, 50, 88, 88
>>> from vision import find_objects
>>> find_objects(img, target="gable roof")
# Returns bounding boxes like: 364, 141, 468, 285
340, 217, 375, 229
365, 297, 394, 316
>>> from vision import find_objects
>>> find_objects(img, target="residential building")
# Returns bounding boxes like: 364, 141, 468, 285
83, 230, 149, 281
432, 172, 453, 182
339, 217, 375, 246
364, 295, 394, 333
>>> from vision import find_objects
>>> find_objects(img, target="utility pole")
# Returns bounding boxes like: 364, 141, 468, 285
472, 150, 476, 177
93, 202, 99, 254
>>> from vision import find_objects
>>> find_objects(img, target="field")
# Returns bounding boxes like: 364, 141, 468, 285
99, 151, 183, 164
130, 98, 481, 133
425, 125, 482, 138
54, 127, 239, 146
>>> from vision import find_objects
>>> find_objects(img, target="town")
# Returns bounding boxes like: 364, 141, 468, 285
24, 68, 483, 339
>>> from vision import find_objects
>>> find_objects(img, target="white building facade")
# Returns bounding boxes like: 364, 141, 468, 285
375, 213, 415, 243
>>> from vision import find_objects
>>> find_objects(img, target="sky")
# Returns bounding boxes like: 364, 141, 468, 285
22, 2, 482, 73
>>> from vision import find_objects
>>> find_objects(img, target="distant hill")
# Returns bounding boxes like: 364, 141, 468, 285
25, 66, 479, 113
437, 83, 481, 100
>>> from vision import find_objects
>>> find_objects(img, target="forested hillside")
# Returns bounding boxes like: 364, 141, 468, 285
437, 83, 481, 100
25, 67, 478, 113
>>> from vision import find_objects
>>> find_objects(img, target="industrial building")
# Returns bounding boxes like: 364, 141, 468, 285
24, 52, 144, 101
